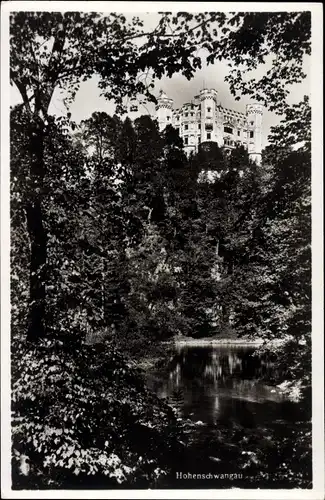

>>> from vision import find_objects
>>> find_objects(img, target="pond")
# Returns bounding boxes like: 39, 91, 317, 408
144, 344, 312, 489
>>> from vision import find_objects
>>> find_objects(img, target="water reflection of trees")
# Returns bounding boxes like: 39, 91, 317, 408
145, 346, 308, 473
146, 347, 287, 426
167, 347, 276, 385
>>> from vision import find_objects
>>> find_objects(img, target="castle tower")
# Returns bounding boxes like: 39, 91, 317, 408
246, 103, 263, 164
199, 89, 218, 144
156, 90, 174, 132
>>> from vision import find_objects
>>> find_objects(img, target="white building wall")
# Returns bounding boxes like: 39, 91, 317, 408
246, 103, 263, 164
199, 89, 218, 144
155, 89, 263, 164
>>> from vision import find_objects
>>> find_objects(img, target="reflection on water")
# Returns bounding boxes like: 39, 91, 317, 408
145, 344, 311, 489
145, 345, 303, 427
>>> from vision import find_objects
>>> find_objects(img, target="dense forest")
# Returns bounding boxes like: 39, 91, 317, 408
9, 10, 312, 489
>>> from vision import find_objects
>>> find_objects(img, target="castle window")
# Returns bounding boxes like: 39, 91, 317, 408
198, 124, 201, 130
207, 107, 211, 113
238, 130, 240, 136
184, 137, 188, 145
191, 113, 194, 117
185, 124, 188, 130
250, 131, 254, 139
224, 126, 233, 134
185, 113, 188, 117
130, 105, 138, 112
250, 121, 254, 126
167, 116, 170, 121
207, 132, 211, 140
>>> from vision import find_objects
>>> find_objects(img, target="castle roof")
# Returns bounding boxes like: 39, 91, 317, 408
158, 89, 169, 99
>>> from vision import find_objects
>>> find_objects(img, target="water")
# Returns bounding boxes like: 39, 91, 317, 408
146, 344, 302, 426
144, 344, 311, 488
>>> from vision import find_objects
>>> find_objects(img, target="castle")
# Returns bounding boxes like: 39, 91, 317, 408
155, 88, 263, 164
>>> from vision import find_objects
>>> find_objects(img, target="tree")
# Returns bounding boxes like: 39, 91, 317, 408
10, 107, 32, 339
206, 12, 311, 115
9, 11, 211, 341
10, 10, 311, 341
79, 112, 122, 163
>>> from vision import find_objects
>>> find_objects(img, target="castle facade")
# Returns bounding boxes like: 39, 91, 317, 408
155, 88, 263, 163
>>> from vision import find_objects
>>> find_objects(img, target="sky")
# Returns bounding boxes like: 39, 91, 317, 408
66, 56, 310, 146
10, 11, 311, 147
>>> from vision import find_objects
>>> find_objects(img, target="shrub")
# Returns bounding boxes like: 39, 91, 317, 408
11, 338, 183, 489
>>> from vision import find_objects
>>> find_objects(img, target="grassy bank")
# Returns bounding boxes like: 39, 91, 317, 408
162, 335, 264, 347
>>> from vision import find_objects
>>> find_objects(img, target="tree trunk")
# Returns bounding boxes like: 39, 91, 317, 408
26, 118, 47, 342
223, 253, 235, 325
222, 304, 230, 324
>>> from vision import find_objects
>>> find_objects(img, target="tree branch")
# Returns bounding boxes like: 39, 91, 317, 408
116, 15, 216, 43
42, 21, 67, 113
11, 75, 32, 116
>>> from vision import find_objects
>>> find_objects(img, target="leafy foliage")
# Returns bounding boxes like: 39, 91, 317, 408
11, 11, 311, 116
12, 338, 183, 489
10, 9, 312, 490
10, 10, 312, 340
11, 105, 311, 486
